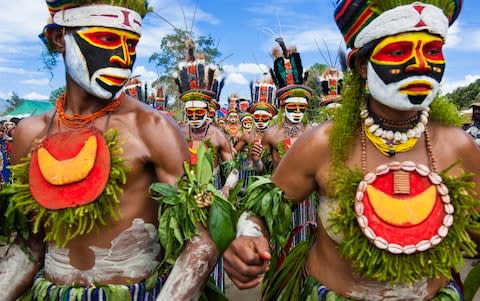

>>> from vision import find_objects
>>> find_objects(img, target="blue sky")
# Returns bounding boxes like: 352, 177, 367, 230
1, 0, 480, 112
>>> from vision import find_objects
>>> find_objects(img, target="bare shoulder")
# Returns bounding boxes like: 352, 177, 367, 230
12, 111, 54, 162
429, 122, 480, 173
291, 121, 333, 156
210, 125, 230, 145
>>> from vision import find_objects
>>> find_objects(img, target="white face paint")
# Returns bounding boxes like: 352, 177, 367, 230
187, 114, 208, 129
241, 117, 253, 130
64, 32, 131, 100
367, 62, 440, 111
284, 106, 305, 123
253, 110, 272, 131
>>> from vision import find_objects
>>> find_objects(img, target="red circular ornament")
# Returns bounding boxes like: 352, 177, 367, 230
355, 161, 453, 254
29, 127, 111, 210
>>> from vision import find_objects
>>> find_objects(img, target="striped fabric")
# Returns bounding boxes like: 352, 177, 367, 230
306, 277, 463, 301
30, 270, 165, 301
239, 155, 256, 190
290, 198, 318, 247
334, 0, 463, 48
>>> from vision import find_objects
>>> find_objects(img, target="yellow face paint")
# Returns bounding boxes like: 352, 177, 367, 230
371, 32, 445, 67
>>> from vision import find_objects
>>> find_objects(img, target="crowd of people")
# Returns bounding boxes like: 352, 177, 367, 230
0, 0, 479, 301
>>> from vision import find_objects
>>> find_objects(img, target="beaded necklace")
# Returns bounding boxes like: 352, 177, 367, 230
56, 93, 124, 128
361, 108, 429, 157
189, 124, 210, 141
283, 121, 304, 138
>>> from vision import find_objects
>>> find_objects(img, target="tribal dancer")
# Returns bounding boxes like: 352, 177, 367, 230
225, 1, 480, 300
251, 38, 317, 246
224, 96, 242, 145
175, 40, 239, 293
0, 1, 219, 300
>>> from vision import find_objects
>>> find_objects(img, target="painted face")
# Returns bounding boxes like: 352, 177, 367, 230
253, 110, 272, 131
185, 107, 208, 128
284, 102, 307, 123
64, 26, 139, 100
367, 32, 445, 111
228, 112, 239, 124
241, 117, 254, 130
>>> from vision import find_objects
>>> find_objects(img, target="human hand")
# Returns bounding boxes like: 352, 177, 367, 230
223, 235, 271, 289
250, 143, 263, 161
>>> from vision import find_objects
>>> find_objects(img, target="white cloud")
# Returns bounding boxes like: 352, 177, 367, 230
132, 65, 159, 86
21, 78, 50, 86
441, 74, 480, 94
226, 73, 249, 85
0, 67, 42, 76
445, 21, 480, 50
22, 92, 49, 100
224, 63, 269, 74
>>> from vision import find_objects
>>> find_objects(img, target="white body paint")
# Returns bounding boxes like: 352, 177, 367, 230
347, 278, 430, 301
45, 218, 160, 285
367, 63, 440, 111
224, 168, 240, 189
236, 211, 263, 238
156, 236, 215, 301
318, 197, 344, 244
0, 243, 37, 300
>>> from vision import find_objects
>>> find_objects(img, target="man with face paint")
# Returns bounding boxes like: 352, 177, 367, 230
225, 1, 480, 300
224, 95, 243, 145
250, 38, 313, 170
0, 1, 220, 300
175, 41, 239, 293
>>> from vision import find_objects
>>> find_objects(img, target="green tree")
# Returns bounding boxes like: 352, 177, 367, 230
445, 78, 480, 109
305, 63, 327, 122
49, 86, 66, 104
3, 92, 23, 115
149, 28, 222, 113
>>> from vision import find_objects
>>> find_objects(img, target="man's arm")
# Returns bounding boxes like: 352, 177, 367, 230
141, 112, 219, 300
224, 124, 330, 289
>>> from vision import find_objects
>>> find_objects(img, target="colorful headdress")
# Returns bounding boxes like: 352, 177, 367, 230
248, 101, 278, 117
318, 67, 344, 106
41, 0, 150, 49
270, 38, 312, 107
250, 74, 277, 108
334, 0, 462, 50
240, 112, 253, 122
248, 74, 278, 116
175, 40, 222, 109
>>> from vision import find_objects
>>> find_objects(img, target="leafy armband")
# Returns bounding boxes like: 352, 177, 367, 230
150, 143, 237, 275
242, 175, 292, 248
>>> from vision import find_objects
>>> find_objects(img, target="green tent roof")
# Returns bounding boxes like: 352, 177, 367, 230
5, 99, 54, 117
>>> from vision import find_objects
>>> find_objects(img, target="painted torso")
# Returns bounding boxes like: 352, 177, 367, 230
265, 122, 309, 168
274, 121, 479, 300
13, 96, 180, 286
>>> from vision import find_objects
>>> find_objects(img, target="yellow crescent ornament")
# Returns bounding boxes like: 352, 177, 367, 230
37, 135, 97, 185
